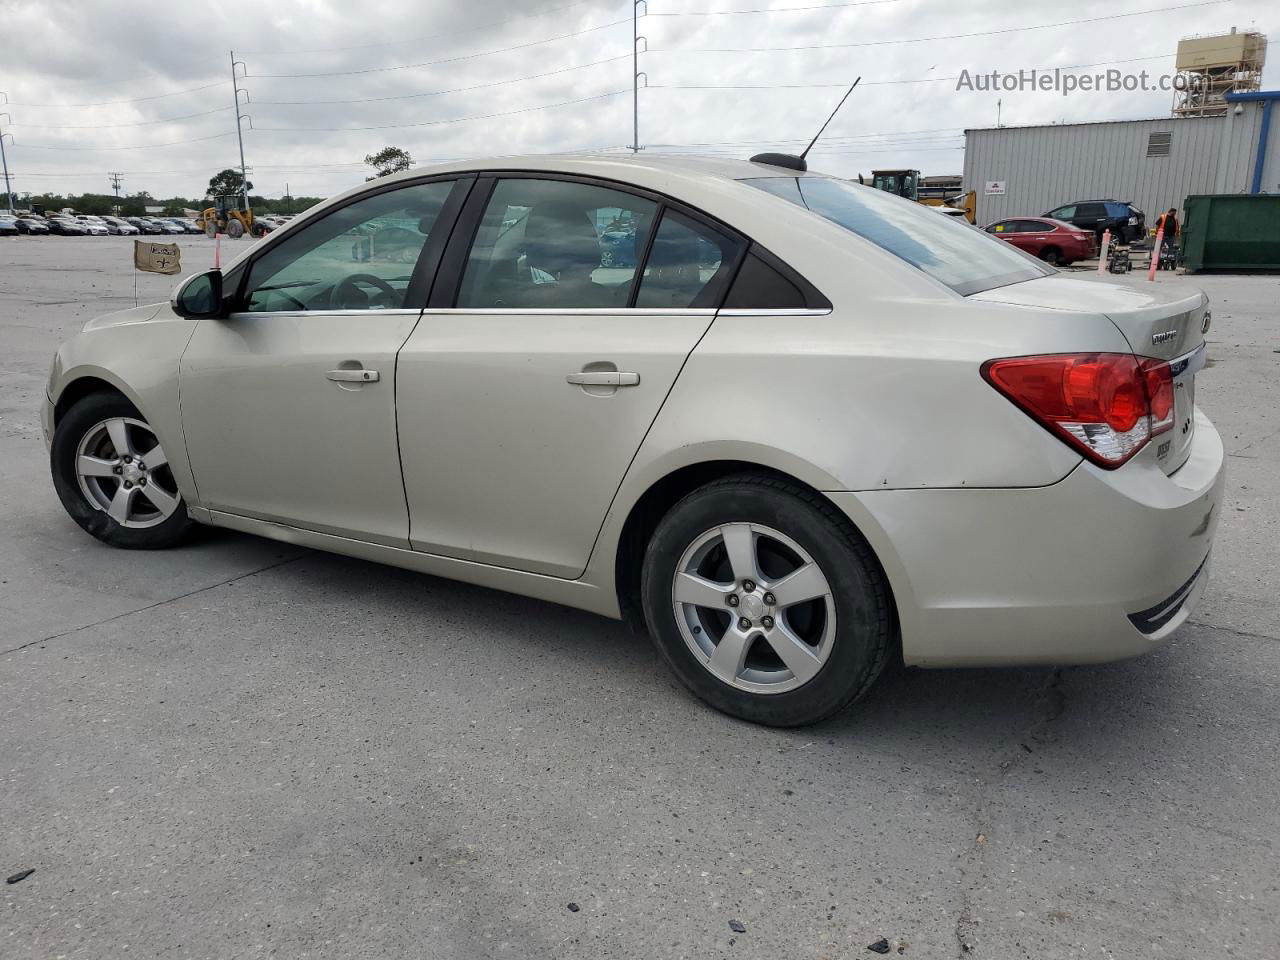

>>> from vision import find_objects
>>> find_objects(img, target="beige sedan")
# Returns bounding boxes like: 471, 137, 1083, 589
43, 155, 1223, 726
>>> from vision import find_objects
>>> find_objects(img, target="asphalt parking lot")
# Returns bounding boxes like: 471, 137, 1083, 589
2, 235, 1278, 959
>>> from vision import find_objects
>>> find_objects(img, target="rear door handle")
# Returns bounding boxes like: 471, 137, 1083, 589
327, 368, 380, 382
566, 371, 640, 386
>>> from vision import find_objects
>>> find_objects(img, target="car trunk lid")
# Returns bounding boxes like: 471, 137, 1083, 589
973, 275, 1208, 474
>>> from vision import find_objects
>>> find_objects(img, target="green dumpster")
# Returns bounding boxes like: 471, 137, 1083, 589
1181, 194, 1280, 272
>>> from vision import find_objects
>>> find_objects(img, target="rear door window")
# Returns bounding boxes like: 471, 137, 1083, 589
457, 178, 657, 309
634, 210, 743, 309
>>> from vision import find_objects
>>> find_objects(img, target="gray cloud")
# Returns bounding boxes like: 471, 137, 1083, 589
3, 0, 1276, 200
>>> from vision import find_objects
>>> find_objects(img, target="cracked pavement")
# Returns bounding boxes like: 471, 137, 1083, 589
2, 238, 1278, 958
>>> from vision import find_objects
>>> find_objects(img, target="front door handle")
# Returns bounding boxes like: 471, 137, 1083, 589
566, 371, 640, 387
327, 368, 380, 383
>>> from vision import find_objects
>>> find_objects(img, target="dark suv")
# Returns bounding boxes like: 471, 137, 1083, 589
1042, 200, 1145, 244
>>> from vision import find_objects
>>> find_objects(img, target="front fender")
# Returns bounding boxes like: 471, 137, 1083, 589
50, 314, 202, 509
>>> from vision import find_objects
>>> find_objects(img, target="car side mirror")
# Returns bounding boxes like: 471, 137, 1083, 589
171, 269, 224, 319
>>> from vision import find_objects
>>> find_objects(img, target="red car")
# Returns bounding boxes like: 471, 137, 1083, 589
983, 217, 1096, 266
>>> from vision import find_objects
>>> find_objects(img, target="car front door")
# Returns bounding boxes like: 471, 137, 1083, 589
396, 175, 745, 578
179, 177, 467, 547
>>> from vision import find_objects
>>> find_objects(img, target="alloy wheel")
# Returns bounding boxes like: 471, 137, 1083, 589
671, 522, 836, 694
74, 417, 181, 529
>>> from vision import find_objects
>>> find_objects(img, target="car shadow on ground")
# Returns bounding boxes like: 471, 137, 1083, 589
201, 528, 1200, 771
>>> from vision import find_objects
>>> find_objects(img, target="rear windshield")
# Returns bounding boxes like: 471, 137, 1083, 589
743, 177, 1051, 296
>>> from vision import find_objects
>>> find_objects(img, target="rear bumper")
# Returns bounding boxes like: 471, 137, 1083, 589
832, 407, 1224, 667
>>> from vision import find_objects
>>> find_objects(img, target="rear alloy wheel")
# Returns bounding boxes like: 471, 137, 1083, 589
51, 393, 193, 549
642, 474, 892, 726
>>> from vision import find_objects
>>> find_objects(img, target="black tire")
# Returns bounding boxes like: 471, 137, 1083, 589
1039, 246, 1063, 266
641, 473, 893, 727
50, 392, 194, 549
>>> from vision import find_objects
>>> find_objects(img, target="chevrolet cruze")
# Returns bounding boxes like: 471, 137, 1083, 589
43, 155, 1223, 726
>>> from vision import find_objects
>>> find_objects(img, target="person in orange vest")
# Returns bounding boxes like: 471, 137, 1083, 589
1156, 207, 1179, 240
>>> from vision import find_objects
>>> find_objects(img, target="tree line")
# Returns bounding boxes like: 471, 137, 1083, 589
13, 146, 415, 216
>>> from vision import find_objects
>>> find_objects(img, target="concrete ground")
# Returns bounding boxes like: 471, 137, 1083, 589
2, 236, 1278, 959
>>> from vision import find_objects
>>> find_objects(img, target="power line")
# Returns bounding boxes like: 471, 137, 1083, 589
247, 18, 631, 79
649, 0, 906, 14
255, 90, 628, 133
11, 106, 233, 130
239, 0, 599, 55
3, 80, 225, 109
655, 0, 1232, 54
250, 55, 631, 106
15, 131, 238, 151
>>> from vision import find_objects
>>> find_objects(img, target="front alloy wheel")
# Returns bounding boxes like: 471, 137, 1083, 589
51, 392, 193, 549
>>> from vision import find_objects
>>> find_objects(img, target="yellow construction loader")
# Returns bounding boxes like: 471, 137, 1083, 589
867, 169, 977, 223
196, 195, 265, 239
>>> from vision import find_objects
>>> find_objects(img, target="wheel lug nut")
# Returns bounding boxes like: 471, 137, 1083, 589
113, 466, 122, 475
738, 617, 752, 631
122, 455, 132, 464
743, 580, 756, 592
139, 478, 147, 486
763, 592, 776, 605
761, 615, 775, 629
726, 595, 739, 607
123, 480, 133, 489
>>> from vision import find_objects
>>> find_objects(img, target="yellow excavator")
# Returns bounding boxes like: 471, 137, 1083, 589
868, 169, 977, 223
196, 195, 265, 239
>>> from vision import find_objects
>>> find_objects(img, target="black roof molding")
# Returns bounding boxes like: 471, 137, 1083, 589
749, 152, 808, 172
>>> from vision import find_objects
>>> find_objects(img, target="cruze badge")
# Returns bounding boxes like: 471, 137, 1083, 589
1152, 329, 1178, 345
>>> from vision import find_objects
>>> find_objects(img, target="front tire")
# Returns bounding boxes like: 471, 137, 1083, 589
50, 393, 194, 549
641, 474, 892, 726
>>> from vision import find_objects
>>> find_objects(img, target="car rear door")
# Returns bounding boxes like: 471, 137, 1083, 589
395, 174, 745, 578
179, 177, 468, 546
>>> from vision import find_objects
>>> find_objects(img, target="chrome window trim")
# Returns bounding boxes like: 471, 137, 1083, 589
417, 307, 719, 317
717, 308, 833, 317
226, 309, 426, 320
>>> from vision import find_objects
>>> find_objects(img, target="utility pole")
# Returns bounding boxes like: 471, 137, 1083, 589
0, 113, 14, 212
230, 51, 250, 211
284, 181, 291, 215
108, 171, 123, 216
632, 1, 647, 153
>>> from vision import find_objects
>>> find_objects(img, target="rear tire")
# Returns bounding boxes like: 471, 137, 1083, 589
1039, 246, 1063, 266
51, 392, 194, 550
641, 474, 892, 726
226, 219, 245, 239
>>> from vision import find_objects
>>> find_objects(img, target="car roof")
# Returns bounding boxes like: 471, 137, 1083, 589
320, 153, 833, 216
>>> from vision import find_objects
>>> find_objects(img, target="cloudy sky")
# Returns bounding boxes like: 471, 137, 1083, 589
2, 0, 1277, 201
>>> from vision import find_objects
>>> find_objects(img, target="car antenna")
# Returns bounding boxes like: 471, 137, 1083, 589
750, 77, 861, 173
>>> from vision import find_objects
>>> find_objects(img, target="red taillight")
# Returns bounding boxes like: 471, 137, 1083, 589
982, 353, 1175, 468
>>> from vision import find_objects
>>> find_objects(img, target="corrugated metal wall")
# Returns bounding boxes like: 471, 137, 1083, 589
962, 108, 1264, 225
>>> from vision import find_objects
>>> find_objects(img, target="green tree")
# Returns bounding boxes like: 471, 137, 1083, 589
207, 168, 252, 199
118, 191, 154, 217
364, 146, 413, 180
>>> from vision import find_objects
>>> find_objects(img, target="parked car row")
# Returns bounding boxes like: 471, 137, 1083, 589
0, 211, 212, 237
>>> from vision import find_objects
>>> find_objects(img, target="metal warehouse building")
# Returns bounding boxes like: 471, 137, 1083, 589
962, 91, 1280, 225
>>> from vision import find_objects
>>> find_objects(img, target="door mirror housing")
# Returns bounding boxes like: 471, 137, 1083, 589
171, 269, 224, 319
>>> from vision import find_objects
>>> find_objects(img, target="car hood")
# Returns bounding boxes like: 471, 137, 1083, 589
82, 302, 169, 332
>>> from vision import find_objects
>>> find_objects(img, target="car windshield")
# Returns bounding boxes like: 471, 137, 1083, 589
743, 176, 1051, 296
